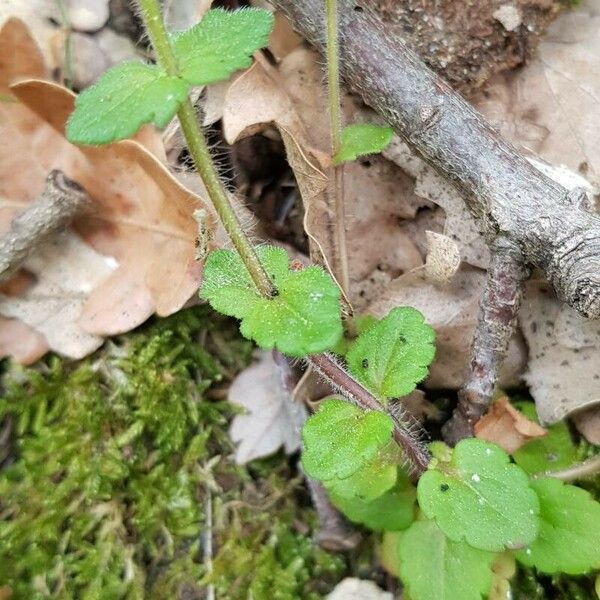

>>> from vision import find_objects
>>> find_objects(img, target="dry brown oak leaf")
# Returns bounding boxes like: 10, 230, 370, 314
0, 19, 213, 361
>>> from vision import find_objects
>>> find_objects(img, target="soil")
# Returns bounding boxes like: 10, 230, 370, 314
365, 0, 563, 95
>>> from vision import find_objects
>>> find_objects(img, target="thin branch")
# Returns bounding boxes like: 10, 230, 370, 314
271, 0, 600, 320
0, 170, 90, 282
443, 238, 531, 444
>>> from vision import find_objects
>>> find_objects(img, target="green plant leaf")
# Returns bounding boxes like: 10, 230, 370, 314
417, 439, 539, 552
346, 307, 435, 400
515, 477, 600, 574
333, 123, 394, 165
512, 402, 579, 474
329, 472, 416, 531
398, 519, 496, 600
301, 398, 394, 481
66, 62, 188, 145
172, 8, 274, 86
325, 443, 398, 502
200, 247, 343, 356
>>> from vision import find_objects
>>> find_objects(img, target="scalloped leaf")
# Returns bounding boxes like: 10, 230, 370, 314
200, 247, 342, 356
333, 123, 394, 165
325, 443, 399, 502
346, 307, 435, 400
329, 471, 416, 531
301, 398, 394, 481
516, 477, 600, 574
417, 439, 540, 552
66, 62, 188, 145
172, 8, 273, 85
512, 402, 579, 474
398, 519, 497, 600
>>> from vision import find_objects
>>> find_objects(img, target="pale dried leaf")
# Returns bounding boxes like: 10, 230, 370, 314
165, 0, 212, 31
474, 0, 600, 182
326, 578, 393, 600
520, 280, 600, 424
383, 137, 490, 269
368, 269, 526, 389
424, 230, 461, 282
475, 396, 547, 454
0, 233, 113, 358
229, 351, 307, 464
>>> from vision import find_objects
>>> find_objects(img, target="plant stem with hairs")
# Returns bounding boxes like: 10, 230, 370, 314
135, 0, 429, 475
325, 0, 350, 300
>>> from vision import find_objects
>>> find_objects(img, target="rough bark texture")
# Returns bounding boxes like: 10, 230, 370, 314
0, 170, 90, 282
443, 238, 531, 443
271, 0, 600, 320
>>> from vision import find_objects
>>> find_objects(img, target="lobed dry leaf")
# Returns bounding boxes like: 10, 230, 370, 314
228, 351, 307, 464
0, 19, 213, 361
474, 396, 547, 454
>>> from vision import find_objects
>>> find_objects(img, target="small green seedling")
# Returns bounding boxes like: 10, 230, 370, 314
66, 3, 600, 599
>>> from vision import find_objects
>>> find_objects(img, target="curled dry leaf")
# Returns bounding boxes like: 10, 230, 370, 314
520, 281, 600, 424
474, 396, 547, 454
424, 230, 461, 283
0, 19, 213, 361
222, 48, 425, 309
0, 233, 113, 359
228, 350, 307, 464
368, 268, 527, 390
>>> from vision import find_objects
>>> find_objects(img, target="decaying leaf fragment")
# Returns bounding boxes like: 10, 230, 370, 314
520, 281, 600, 425
228, 351, 306, 464
474, 396, 547, 454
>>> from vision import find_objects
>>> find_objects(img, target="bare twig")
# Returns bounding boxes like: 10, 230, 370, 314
271, 0, 600, 321
443, 238, 531, 443
0, 170, 90, 281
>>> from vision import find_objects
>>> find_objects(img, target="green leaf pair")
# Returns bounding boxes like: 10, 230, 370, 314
393, 438, 600, 600
66, 8, 274, 145
201, 246, 343, 357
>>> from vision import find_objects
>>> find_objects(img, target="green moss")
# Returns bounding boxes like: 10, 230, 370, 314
0, 307, 346, 599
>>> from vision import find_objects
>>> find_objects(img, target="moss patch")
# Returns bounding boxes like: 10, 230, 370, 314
0, 307, 346, 599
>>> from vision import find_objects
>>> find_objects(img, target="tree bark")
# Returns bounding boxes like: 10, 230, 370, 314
270, 0, 600, 320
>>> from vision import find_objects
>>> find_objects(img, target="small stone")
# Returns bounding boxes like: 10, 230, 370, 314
70, 32, 110, 91
327, 578, 394, 600
493, 5, 523, 32
68, 0, 110, 32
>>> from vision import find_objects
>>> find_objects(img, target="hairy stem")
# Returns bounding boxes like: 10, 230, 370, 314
325, 0, 350, 298
308, 353, 430, 476
137, 0, 428, 475
137, 0, 273, 297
